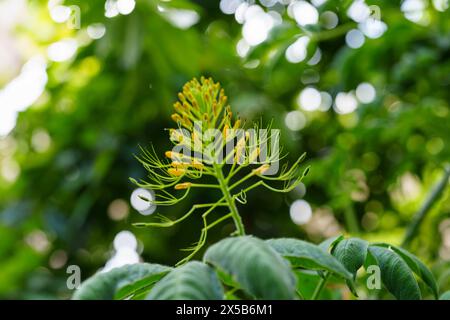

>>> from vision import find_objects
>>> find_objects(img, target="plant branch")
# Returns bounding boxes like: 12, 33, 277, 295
402, 165, 450, 247
214, 164, 245, 236
133, 200, 226, 228
311, 272, 330, 300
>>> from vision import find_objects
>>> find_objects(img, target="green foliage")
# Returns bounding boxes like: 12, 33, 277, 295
204, 236, 297, 300
374, 243, 439, 299
73, 235, 439, 300
267, 238, 352, 281
331, 238, 368, 278
147, 261, 223, 300
73, 263, 170, 300
320, 237, 439, 300
368, 246, 421, 300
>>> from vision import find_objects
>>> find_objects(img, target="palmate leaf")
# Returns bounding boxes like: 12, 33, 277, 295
266, 238, 353, 281
73, 263, 171, 300
332, 238, 369, 279
204, 236, 297, 299
368, 246, 421, 300
327, 237, 369, 298
372, 243, 438, 299
319, 236, 438, 300
147, 261, 224, 300
318, 235, 344, 252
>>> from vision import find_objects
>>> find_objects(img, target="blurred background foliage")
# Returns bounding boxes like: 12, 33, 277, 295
0, 0, 449, 299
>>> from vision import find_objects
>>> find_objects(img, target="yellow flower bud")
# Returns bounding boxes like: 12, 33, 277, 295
182, 115, 192, 128
253, 164, 270, 175
203, 92, 211, 104
171, 114, 182, 123
222, 124, 229, 140
248, 147, 260, 163
234, 136, 246, 162
174, 182, 192, 190
192, 160, 204, 170
173, 102, 183, 113
169, 129, 184, 142
178, 93, 187, 104
165, 151, 183, 161
165, 151, 173, 159
168, 168, 186, 176
192, 130, 202, 148
226, 106, 232, 120
233, 119, 241, 129
171, 161, 188, 168
212, 101, 220, 117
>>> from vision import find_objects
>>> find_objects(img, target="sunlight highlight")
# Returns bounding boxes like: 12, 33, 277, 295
290, 199, 313, 225
130, 188, 157, 216
0, 56, 47, 137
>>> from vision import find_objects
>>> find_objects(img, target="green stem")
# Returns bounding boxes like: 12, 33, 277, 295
190, 183, 221, 188
311, 272, 330, 300
229, 170, 256, 189
310, 23, 355, 41
214, 164, 245, 236
296, 289, 305, 300
402, 165, 450, 248
344, 205, 360, 234
206, 213, 233, 230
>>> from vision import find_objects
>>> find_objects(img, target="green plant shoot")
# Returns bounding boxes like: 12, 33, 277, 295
130, 77, 309, 265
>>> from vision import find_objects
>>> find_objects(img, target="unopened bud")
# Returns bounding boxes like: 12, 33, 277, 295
169, 129, 184, 142
165, 151, 183, 161
234, 137, 246, 162
175, 182, 192, 190
182, 115, 192, 128
248, 147, 260, 163
168, 168, 186, 176
173, 102, 183, 113
192, 160, 204, 170
171, 114, 182, 123
253, 164, 270, 175
212, 101, 218, 116
222, 124, 229, 140
178, 93, 187, 104
171, 161, 188, 168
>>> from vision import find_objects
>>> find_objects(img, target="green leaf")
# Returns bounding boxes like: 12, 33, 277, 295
204, 236, 297, 299
73, 263, 171, 300
439, 291, 450, 300
318, 235, 344, 253
332, 238, 369, 278
372, 243, 438, 299
267, 238, 353, 281
368, 246, 421, 300
147, 261, 224, 300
